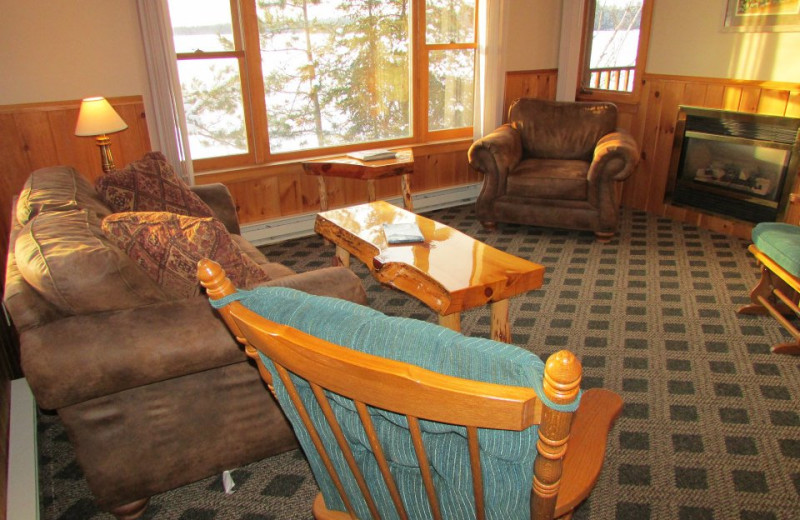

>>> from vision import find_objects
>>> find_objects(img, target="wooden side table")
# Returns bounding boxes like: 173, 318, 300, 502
302, 148, 414, 211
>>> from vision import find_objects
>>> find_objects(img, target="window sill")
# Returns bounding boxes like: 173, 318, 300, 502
576, 88, 642, 107
195, 137, 474, 185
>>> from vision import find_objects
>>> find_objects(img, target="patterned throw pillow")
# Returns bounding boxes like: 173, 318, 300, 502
102, 212, 270, 298
95, 151, 214, 217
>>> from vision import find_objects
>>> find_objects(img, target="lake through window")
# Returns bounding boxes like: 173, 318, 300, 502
167, 0, 477, 167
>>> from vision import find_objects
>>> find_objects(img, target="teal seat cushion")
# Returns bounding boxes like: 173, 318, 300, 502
752, 223, 800, 277
211, 287, 579, 520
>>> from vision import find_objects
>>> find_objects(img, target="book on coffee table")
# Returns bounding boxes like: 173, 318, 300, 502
347, 149, 397, 161
383, 222, 425, 244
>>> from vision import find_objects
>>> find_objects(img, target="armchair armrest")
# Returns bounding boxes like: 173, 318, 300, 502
468, 124, 523, 207
191, 183, 241, 235
553, 388, 623, 518
468, 124, 523, 178
587, 130, 640, 184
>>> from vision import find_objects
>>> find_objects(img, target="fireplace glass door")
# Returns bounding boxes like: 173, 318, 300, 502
667, 106, 800, 223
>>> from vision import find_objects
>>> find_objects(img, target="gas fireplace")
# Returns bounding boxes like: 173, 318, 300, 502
666, 106, 800, 223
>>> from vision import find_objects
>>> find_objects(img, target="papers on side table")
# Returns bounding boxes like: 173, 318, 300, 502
347, 149, 397, 161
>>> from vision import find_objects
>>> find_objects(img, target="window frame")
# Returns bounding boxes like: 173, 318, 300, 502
173, 0, 258, 171
417, 0, 479, 142
576, 0, 654, 105
172, 0, 479, 172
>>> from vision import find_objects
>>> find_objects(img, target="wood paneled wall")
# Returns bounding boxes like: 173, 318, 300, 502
0, 96, 151, 280
4, 73, 798, 257
622, 74, 800, 239
503, 69, 559, 117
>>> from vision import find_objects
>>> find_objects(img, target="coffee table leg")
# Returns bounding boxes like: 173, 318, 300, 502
367, 179, 376, 202
439, 313, 461, 332
401, 174, 413, 211
333, 245, 350, 268
490, 299, 510, 342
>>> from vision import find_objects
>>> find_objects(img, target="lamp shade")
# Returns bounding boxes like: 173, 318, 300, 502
75, 97, 128, 136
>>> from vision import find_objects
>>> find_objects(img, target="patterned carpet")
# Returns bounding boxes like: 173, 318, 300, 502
37, 204, 800, 519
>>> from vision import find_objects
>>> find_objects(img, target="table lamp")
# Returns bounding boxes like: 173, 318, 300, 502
74, 96, 129, 174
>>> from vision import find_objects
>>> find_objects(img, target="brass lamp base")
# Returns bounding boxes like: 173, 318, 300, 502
95, 134, 116, 174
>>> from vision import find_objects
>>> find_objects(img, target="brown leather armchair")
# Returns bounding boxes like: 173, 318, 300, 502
468, 98, 639, 241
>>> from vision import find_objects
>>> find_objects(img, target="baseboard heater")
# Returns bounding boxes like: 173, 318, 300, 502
242, 182, 482, 246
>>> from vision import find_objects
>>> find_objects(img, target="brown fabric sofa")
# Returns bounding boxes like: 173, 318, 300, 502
468, 98, 640, 241
3, 165, 367, 518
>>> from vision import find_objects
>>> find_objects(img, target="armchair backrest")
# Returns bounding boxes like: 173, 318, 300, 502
508, 98, 618, 161
199, 259, 587, 520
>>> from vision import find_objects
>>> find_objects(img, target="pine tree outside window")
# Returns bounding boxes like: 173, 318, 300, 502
167, 0, 477, 170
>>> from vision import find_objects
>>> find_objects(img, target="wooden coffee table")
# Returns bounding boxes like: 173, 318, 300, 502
314, 201, 545, 342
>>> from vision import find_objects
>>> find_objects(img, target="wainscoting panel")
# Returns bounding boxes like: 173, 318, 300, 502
0, 96, 151, 287
502, 69, 558, 120
622, 75, 800, 239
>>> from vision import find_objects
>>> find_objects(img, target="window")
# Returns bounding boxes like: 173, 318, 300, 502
424, 0, 476, 133
169, 0, 250, 161
167, 0, 477, 170
578, 0, 652, 101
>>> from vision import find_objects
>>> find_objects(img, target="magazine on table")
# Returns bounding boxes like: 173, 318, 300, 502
347, 149, 397, 161
383, 222, 425, 244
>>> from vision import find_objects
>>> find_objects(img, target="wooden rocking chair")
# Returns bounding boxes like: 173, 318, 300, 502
738, 194, 800, 355
199, 259, 622, 519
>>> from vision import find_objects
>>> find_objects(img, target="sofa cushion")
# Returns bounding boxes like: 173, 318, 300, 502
102, 212, 270, 298
507, 158, 589, 200
95, 152, 214, 217
16, 166, 111, 225
14, 209, 171, 315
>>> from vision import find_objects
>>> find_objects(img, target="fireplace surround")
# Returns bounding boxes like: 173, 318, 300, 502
666, 106, 800, 223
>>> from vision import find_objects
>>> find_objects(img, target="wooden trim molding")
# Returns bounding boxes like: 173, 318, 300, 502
643, 73, 800, 91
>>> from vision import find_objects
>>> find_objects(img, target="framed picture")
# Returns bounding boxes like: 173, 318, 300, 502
724, 0, 800, 32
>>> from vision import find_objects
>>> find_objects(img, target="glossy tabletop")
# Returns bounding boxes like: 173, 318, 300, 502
314, 201, 545, 316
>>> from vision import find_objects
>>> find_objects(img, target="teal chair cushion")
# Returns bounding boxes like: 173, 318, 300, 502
752, 222, 800, 277
211, 287, 579, 520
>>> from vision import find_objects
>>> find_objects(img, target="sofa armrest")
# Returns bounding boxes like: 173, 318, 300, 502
587, 130, 640, 184
21, 267, 365, 411
259, 266, 367, 305
20, 296, 247, 410
191, 183, 241, 235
